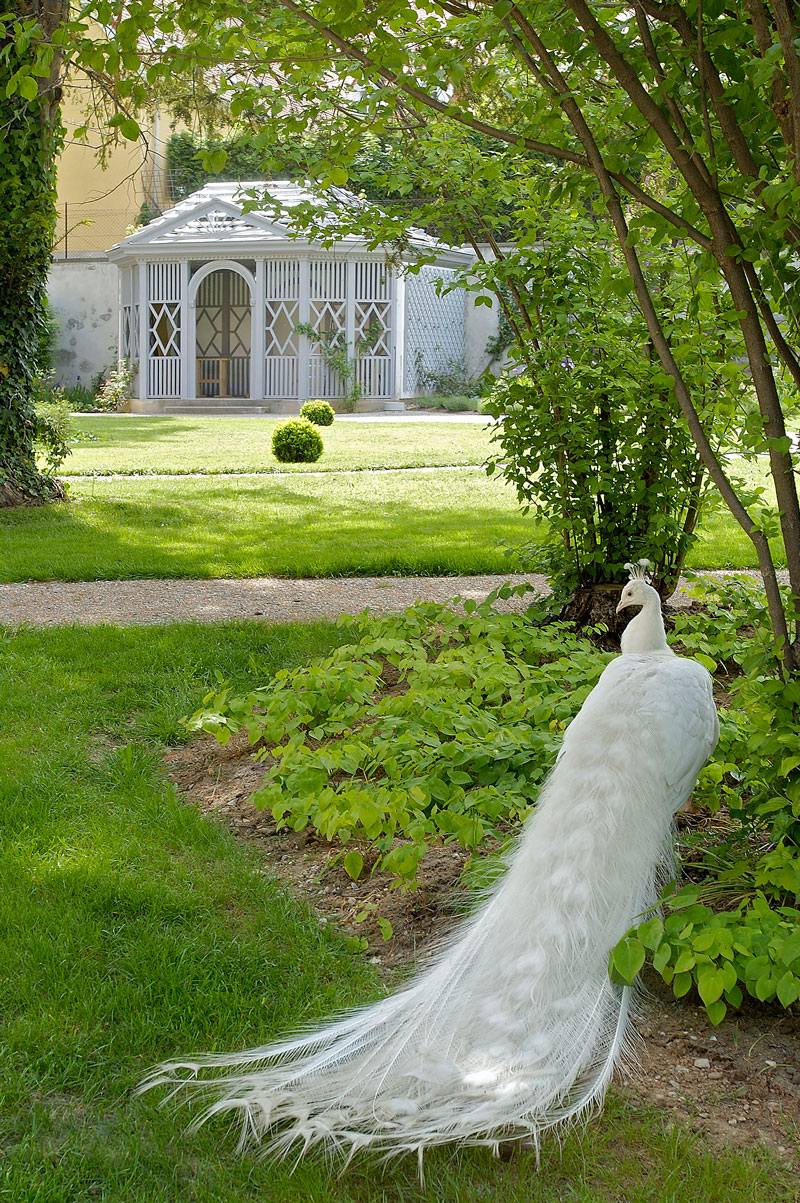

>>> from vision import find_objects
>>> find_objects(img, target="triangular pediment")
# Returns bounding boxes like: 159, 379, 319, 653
117, 192, 292, 249
150, 204, 289, 244
107, 182, 475, 265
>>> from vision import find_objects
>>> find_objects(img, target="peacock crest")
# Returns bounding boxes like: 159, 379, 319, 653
623, 558, 653, 583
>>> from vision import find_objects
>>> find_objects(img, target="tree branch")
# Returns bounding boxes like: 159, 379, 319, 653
770, 0, 800, 179
274, 0, 713, 249
633, 2, 714, 188
507, 5, 793, 667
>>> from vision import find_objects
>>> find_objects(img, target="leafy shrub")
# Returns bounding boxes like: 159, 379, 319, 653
63, 382, 97, 412
187, 588, 609, 885
93, 363, 135, 412
414, 354, 483, 398
272, 418, 324, 463
62, 363, 134, 413
33, 383, 72, 473
481, 212, 749, 599
300, 400, 335, 426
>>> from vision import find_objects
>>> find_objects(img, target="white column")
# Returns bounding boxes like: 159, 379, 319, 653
345, 257, 356, 354
298, 257, 310, 402
179, 260, 190, 400
394, 268, 406, 400
137, 261, 148, 399
117, 267, 126, 369
346, 257, 357, 403
252, 260, 265, 401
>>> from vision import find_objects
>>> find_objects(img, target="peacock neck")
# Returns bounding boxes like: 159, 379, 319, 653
620, 589, 671, 655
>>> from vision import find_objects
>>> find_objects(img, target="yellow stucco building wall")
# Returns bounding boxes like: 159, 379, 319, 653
55, 88, 171, 256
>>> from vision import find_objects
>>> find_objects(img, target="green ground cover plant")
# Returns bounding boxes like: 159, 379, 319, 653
53, 415, 495, 476
0, 617, 793, 1202
191, 592, 800, 1030
192, 589, 608, 883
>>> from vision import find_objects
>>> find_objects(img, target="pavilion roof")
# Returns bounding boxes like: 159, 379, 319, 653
107, 181, 472, 265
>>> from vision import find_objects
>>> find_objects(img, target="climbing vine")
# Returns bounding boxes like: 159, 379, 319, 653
0, 6, 66, 502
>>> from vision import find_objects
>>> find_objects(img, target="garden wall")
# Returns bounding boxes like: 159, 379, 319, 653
464, 286, 502, 380
47, 255, 119, 388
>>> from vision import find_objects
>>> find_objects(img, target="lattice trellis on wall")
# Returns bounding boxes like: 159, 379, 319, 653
355, 260, 393, 399
404, 266, 466, 394
147, 262, 181, 397
120, 265, 139, 360
265, 259, 301, 399
309, 259, 347, 398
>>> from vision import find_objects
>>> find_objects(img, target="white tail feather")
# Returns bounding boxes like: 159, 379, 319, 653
140, 714, 684, 1158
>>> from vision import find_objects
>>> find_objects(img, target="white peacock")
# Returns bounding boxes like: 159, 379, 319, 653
140, 559, 719, 1165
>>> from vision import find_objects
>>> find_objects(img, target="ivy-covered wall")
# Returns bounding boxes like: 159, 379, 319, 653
0, 16, 63, 500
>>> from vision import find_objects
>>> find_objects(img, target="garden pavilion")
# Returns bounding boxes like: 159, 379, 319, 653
107, 182, 474, 413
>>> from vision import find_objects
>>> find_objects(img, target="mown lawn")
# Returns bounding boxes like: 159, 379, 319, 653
0, 470, 539, 582
1, 619, 793, 1203
1, 467, 788, 584
60, 415, 495, 476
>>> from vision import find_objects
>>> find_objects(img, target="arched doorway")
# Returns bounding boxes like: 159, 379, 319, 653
192, 265, 253, 398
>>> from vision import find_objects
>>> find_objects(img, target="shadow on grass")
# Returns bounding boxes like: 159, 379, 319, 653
0, 474, 537, 582
73, 416, 214, 445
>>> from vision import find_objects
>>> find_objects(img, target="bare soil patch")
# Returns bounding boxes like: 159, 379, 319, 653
165, 733, 800, 1168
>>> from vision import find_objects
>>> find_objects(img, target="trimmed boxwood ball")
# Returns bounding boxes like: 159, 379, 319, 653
272, 418, 324, 463
300, 400, 335, 426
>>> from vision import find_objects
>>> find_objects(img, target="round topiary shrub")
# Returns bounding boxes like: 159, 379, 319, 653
300, 400, 335, 426
272, 418, 324, 463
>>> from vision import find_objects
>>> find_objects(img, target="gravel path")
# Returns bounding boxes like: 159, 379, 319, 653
0, 568, 770, 629
0, 573, 550, 628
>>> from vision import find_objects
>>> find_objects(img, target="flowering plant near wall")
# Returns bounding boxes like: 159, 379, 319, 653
93, 362, 136, 413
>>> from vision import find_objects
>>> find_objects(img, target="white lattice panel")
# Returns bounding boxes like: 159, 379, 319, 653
265, 259, 301, 398
355, 260, 393, 398
404, 266, 466, 393
308, 356, 344, 398
120, 268, 134, 359
129, 266, 140, 359
309, 259, 347, 397
309, 260, 346, 336
148, 262, 181, 397
357, 358, 392, 398
122, 306, 132, 357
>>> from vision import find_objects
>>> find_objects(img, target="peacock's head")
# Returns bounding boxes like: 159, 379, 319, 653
616, 560, 657, 613
616, 578, 650, 612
